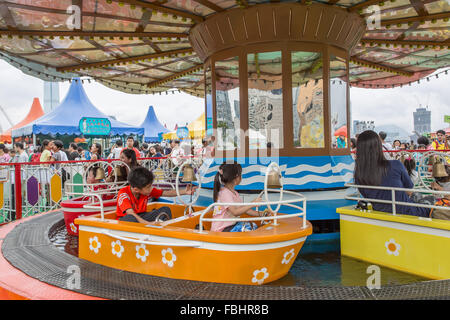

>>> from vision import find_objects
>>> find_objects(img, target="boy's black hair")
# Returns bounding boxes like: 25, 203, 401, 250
14, 142, 24, 150
128, 167, 154, 189
115, 140, 123, 147
127, 136, 135, 141
436, 129, 445, 135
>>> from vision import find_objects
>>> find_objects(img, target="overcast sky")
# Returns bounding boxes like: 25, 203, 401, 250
0, 59, 448, 135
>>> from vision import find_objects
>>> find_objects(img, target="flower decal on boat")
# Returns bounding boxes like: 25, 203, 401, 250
252, 268, 269, 285
281, 248, 295, 265
161, 248, 176, 268
385, 239, 401, 256
89, 236, 101, 254
136, 244, 149, 262
70, 222, 77, 234
111, 240, 125, 258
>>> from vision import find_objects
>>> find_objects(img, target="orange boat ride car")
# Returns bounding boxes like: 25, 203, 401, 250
75, 162, 313, 285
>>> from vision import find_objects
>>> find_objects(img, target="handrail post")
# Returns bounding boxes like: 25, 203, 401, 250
14, 164, 22, 220
391, 189, 396, 215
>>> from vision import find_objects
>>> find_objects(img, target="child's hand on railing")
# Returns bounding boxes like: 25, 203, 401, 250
253, 197, 263, 204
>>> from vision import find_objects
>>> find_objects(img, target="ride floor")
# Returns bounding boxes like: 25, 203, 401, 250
1, 210, 449, 300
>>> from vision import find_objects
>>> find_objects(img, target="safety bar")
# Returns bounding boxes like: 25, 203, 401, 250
100, 230, 200, 247
197, 189, 307, 233
69, 192, 106, 220
345, 183, 450, 215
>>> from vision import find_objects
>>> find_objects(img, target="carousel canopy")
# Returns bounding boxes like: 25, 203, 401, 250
0, 97, 44, 143
140, 105, 169, 143
12, 78, 144, 137
0, 1, 448, 94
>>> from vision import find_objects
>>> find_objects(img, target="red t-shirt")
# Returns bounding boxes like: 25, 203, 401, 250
116, 185, 163, 218
120, 147, 141, 159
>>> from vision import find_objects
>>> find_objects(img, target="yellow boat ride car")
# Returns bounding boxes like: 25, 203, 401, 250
339, 183, 450, 280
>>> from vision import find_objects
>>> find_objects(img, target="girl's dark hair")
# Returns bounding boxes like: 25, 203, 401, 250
42, 139, 50, 147
354, 130, 390, 186
402, 158, 416, 177
350, 138, 357, 149
213, 163, 242, 202
122, 148, 138, 168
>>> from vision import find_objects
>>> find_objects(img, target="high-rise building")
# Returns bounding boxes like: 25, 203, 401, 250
353, 120, 375, 136
413, 107, 431, 135
43, 81, 60, 113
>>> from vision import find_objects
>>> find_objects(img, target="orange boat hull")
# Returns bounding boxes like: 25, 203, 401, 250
77, 203, 312, 285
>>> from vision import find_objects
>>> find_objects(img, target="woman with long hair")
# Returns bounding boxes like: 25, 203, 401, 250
90, 143, 102, 160
354, 130, 429, 217
107, 148, 139, 183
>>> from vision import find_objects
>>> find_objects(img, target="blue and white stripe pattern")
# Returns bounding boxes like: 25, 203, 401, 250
199, 156, 354, 190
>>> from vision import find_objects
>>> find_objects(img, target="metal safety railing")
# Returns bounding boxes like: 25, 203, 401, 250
196, 189, 308, 233
345, 183, 450, 216
0, 154, 207, 225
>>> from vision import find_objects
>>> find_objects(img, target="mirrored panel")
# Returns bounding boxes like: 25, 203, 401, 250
292, 51, 324, 148
248, 51, 283, 150
215, 56, 240, 151
330, 55, 348, 149
205, 65, 213, 138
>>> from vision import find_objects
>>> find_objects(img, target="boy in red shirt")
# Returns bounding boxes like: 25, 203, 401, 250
116, 166, 196, 223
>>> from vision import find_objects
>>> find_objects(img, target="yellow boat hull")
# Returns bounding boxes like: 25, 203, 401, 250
77, 203, 312, 285
338, 206, 450, 280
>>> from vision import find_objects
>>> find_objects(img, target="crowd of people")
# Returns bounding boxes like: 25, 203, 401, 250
353, 129, 450, 220
0, 135, 216, 165
350, 129, 450, 154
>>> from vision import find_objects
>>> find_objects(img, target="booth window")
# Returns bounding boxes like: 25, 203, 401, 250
291, 51, 324, 149
247, 51, 283, 150
330, 55, 348, 149
215, 56, 240, 151
205, 66, 213, 138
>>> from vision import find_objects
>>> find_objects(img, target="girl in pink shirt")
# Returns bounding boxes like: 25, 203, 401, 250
211, 163, 263, 232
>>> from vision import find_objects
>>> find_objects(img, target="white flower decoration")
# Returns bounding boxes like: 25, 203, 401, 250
281, 248, 295, 265
251, 268, 269, 285
70, 222, 77, 234
161, 248, 177, 268
89, 236, 101, 254
385, 239, 401, 256
111, 240, 125, 258
136, 244, 149, 262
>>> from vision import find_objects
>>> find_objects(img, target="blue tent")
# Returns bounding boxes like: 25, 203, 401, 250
12, 78, 144, 137
140, 105, 169, 143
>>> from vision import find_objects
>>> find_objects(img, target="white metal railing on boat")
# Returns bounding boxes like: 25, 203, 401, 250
196, 189, 307, 233
345, 183, 450, 216
100, 230, 201, 247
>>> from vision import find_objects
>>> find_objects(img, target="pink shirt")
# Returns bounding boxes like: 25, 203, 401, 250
211, 187, 241, 232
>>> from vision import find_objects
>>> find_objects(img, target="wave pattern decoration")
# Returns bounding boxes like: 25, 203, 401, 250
199, 156, 354, 189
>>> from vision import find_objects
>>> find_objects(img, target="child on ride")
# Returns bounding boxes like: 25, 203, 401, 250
430, 165, 450, 220
211, 163, 264, 232
86, 166, 108, 192
116, 166, 196, 223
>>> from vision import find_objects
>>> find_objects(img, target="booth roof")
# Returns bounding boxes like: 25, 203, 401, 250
140, 105, 169, 143
12, 79, 144, 137
0, 97, 44, 142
